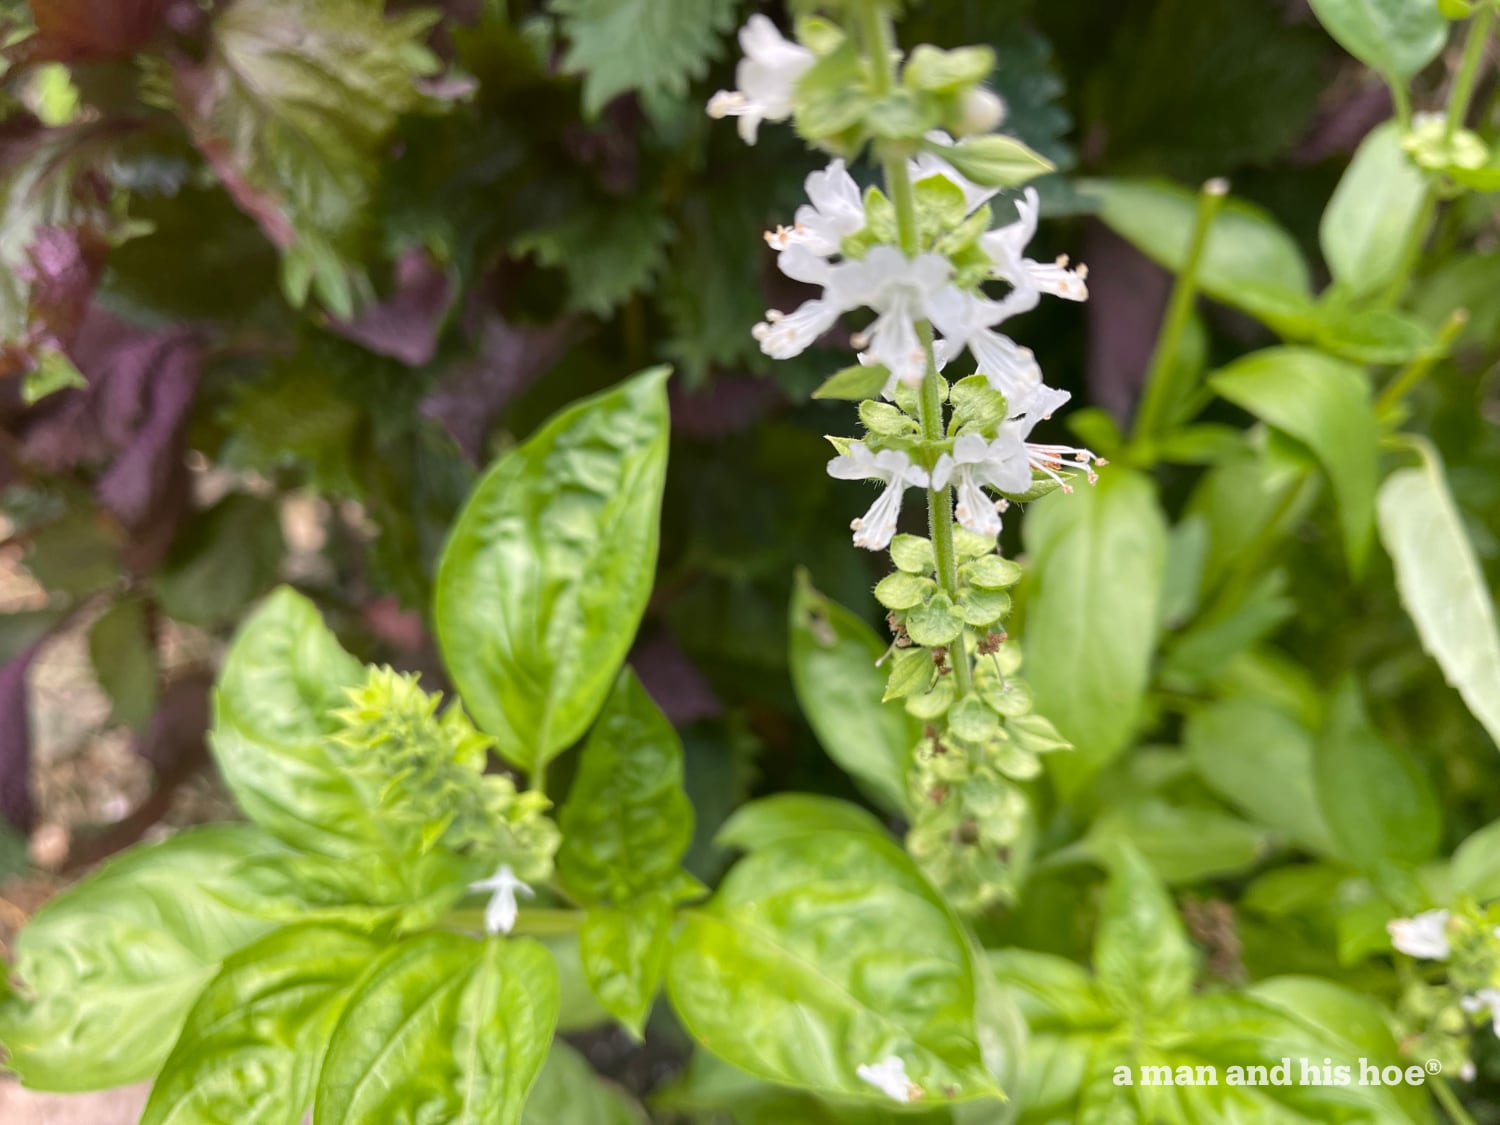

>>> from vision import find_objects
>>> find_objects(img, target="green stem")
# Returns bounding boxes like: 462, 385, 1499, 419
1383, 6, 1494, 307
863, 2, 973, 696
1376, 308, 1469, 420
1432, 1075, 1478, 1125
1131, 178, 1227, 456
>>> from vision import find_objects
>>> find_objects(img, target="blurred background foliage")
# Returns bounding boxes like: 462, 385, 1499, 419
1, 0, 1500, 1103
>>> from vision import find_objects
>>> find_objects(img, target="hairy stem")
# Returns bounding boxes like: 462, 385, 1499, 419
862, 0, 973, 695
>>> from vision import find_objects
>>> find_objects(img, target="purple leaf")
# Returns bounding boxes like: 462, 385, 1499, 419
132, 671, 211, 773
0, 641, 45, 831
328, 249, 454, 366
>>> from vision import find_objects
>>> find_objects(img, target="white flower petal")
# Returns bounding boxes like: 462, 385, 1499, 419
468, 864, 535, 936
1387, 909, 1451, 960
856, 1056, 915, 1104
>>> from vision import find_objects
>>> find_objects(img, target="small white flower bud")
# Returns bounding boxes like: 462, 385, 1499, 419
954, 87, 1005, 136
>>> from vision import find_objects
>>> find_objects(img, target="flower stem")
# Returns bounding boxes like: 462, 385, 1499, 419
861, 1, 973, 696
1432, 1074, 1478, 1125
1131, 177, 1227, 457
1377, 308, 1469, 421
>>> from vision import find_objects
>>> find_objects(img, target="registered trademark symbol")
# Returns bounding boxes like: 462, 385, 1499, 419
1426, 1060, 1442, 1075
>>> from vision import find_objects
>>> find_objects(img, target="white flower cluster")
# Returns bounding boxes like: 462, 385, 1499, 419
708, 16, 1100, 551
1388, 908, 1500, 1045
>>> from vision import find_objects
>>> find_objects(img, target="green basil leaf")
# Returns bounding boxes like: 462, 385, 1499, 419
1209, 348, 1378, 570
1093, 845, 1195, 1018
1023, 469, 1167, 793
989, 949, 1117, 1031
1306, 0, 1447, 79
1378, 440, 1500, 752
578, 895, 673, 1039
87, 595, 158, 729
1087, 799, 1269, 885
1185, 700, 1337, 855
0, 825, 282, 1091
522, 1040, 647, 1124
1315, 681, 1440, 872
1319, 122, 1428, 299
435, 367, 670, 773
789, 570, 917, 815
667, 831, 1001, 1105
315, 933, 559, 1125
140, 924, 380, 1125
939, 134, 1054, 188
716, 794, 888, 853
1452, 820, 1500, 900
813, 363, 892, 401
556, 667, 692, 904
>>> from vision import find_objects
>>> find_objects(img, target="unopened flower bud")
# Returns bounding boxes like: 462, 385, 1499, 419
954, 87, 1005, 136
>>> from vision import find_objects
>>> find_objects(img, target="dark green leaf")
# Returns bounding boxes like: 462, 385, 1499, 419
1307, 0, 1447, 78
155, 494, 285, 629
435, 368, 670, 773
87, 596, 157, 728
0, 826, 282, 1092
315, 933, 559, 1125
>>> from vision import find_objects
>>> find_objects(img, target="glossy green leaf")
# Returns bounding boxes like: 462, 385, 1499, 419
1320, 122, 1428, 299
140, 924, 380, 1125
1083, 178, 1313, 324
717, 794, 888, 853
1307, 0, 1447, 78
435, 368, 670, 773
1378, 441, 1500, 752
789, 570, 917, 815
1093, 845, 1195, 1018
1185, 700, 1337, 854
0, 826, 282, 1092
1087, 799, 1269, 885
989, 949, 1116, 1031
578, 896, 673, 1039
315, 933, 559, 1125
1209, 348, 1378, 569
210, 588, 382, 860
556, 668, 692, 904
1314, 682, 1440, 872
667, 831, 1001, 1105
522, 1040, 647, 1124
87, 596, 158, 729
1023, 469, 1167, 792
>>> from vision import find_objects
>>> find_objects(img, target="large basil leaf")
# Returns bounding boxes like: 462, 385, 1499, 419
666, 830, 1001, 1106
1319, 122, 1428, 299
0, 825, 282, 1092
1315, 682, 1440, 873
1184, 699, 1337, 855
1093, 845, 1195, 1018
578, 896, 673, 1039
1378, 440, 1500, 752
1023, 469, 1167, 792
209, 587, 371, 859
140, 924, 380, 1125
1209, 348, 1378, 570
717, 794, 888, 853
1307, 0, 1447, 79
435, 367, 670, 774
789, 570, 917, 815
315, 933, 559, 1125
556, 668, 692, 903
522, 1040, 647, 1124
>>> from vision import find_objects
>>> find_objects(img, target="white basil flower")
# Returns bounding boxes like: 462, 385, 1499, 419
855, 1056, 916, 1103
908, 130, 999, 215
931, 432, 1027, 537
468, 864, 534, 936
927, 286, 1042, 400
981, 187, 1089, 302
827, 443, 931, 551
706, 15, 814, 144
767, 159, 866, 256
1387, 908, 1451, 960
1462, 988, 1500, 1036
1003, 383, 1102, 492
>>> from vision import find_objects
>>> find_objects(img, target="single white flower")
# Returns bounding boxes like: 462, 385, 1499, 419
1462, 988, 1500, 1036
926, 286, 1043, 400
1387, 908, 1451, 960
767, 159, 866, 256
981, 187, 1089, 302
706, 15, 813, 144
1460, 1060, 1478, 1082
856, 1056, 916, 1103
931, 432, 1027, 537
827, 443, 931, 551
1001, 384, 1103, 493
908, 130, 999, 215
468, 864, 534, 936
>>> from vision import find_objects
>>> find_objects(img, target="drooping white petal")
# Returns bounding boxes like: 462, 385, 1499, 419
1387, 909, 1451, 960
981, 187, 1088, 302
754, 299, 841, 358
705, 15, 814, 145
826, 444, 929, 552
468, 864, 535, 936
856, 1056, 915, 1104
